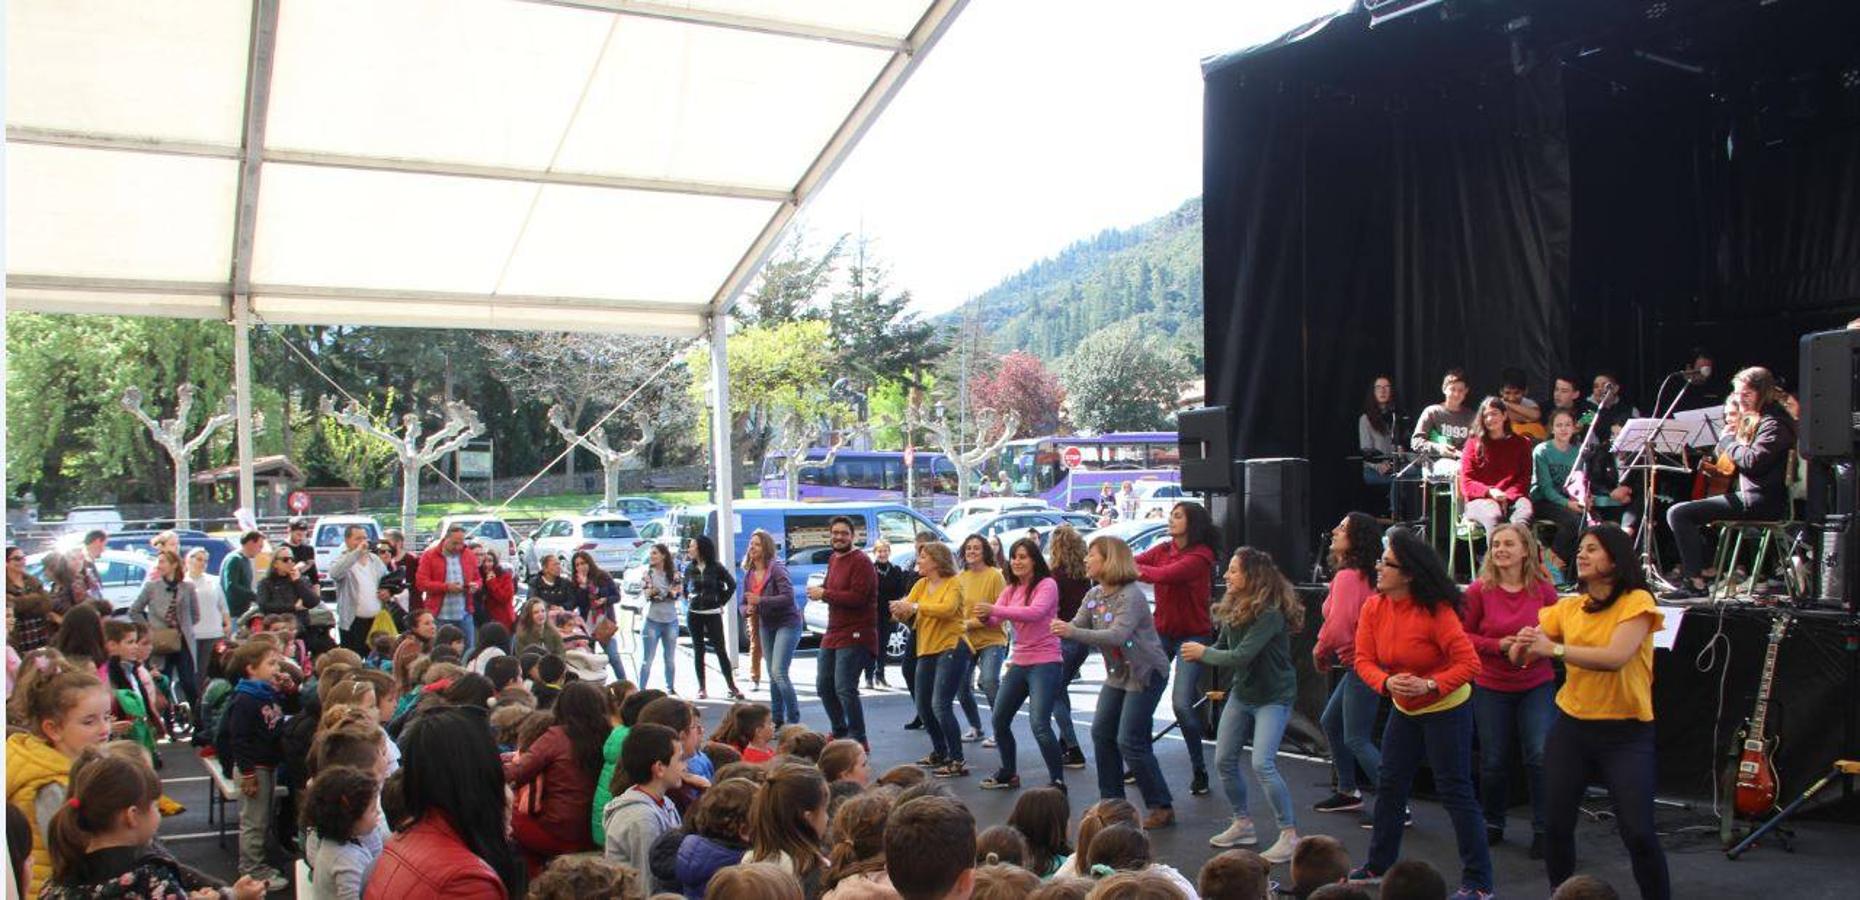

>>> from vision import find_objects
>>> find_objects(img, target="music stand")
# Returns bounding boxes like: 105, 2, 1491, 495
1614, 418, 1697, 589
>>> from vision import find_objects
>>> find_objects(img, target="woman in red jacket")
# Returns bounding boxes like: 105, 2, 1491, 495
1460, 396, 1535, 539
475, 549, 517, 630
1133, 500, 1221, 798
503, 680, 612, 865
1349, 527, 1493, 899
367, 707, 523, 899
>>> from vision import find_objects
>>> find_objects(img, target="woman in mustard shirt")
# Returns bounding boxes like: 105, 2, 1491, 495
957, 534, 1008, 745
890, 542, 970, 776
1511, 524, 1670, 900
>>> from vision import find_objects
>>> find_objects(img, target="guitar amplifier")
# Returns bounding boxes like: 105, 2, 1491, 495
1820, 514, 1852, 610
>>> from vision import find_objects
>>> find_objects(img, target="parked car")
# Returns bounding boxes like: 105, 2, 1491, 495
61, 506, 126, 535
940, 508, 1078, 549
583, 496, 669, 520
25, 549, 155, 612
938, 497, 1052, 529
310, 515, 383, 576
1084, 519, 1175, 602
436, 513, 518, 565
801, 569, 911, 664
105, 530, 237, 575
1124, 480, 1200, 520
515, 514, 643, 582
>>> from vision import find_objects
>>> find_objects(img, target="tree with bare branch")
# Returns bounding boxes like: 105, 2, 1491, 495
908, 398, 1019, 501
120, 384, 237, 528
547, 404, 656, 510
319, 396, 485, 536
765, 407, 868, 499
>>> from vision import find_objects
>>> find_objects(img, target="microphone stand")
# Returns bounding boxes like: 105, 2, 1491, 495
1621, 371, 1693, 591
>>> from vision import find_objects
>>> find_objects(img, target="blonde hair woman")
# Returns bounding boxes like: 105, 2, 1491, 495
1046, 525, 1091, 767
890, 542, 968, 775
1051, 537, 1174, 829
1465, 522, 1559, 854
743, 529, 799, 723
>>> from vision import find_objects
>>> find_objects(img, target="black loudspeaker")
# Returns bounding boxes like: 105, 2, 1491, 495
1178, 406, 1233, 492
1798, 328, 1859, 459
1243, 458, 1311, 579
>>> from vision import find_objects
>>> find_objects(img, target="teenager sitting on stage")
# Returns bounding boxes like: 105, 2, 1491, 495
1663, 366, 1797, 598
1460, 397, 1535, 538
1588, 371, 1639, 437
1499, 368, 1546, 441
1550, 375, 1594, 427
1359, 375, 1405, 517
1412, 370, 1477, 482
1532, 409, 1584, 576
1582, 422, 1641, 536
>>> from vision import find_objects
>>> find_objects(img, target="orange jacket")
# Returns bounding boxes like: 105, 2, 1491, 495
1352, 592, 1482, 713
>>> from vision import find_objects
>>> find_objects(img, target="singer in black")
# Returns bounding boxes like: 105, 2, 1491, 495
1663, 366, 1797, 598
1359, 375, 1404, 517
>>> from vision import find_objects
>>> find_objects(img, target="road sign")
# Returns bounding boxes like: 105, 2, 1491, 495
287, 491, 310, 514
1062, 446, 1083, 468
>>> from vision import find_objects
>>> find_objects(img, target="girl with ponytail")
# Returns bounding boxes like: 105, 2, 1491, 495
821, 790, 894, 894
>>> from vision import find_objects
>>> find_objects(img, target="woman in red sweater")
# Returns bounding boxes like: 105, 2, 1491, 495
1134, 501, 1221, 797
503, 680, 612, 865
1311, 512, 1385, 814
1460, 396, 1535, 539
1350, 528, 1493, 899
1464, 523, 1558, 857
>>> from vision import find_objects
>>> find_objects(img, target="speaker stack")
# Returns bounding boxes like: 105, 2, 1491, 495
1798, 328, 1860, 612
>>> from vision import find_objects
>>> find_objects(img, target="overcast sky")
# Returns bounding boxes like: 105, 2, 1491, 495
795, 0, 1348, 317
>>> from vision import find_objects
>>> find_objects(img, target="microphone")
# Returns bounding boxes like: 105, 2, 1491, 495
1681, 365, 1710, 386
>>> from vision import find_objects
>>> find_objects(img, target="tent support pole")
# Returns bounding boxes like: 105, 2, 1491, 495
233, 296, 257, 519
709, 313, 737, 664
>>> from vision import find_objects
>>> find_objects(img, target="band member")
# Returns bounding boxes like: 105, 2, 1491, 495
1664, 367, 1797, 597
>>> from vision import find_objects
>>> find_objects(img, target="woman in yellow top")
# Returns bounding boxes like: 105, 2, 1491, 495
889, 542, 970, 776
1511, 524, 1670, 900
956, 534, 1007, 746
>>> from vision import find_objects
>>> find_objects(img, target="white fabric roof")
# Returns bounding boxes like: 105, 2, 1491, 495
5, 0, 965, 336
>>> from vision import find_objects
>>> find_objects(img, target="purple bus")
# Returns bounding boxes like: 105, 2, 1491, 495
998, 432, 1182, 510
758, 449, 962, 513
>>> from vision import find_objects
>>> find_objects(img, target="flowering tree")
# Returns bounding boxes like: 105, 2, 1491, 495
970, 351, 1065, 438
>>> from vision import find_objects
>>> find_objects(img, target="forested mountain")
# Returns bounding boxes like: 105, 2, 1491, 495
940, 197, 1202, 361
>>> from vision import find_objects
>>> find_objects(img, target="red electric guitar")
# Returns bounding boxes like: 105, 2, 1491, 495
1733, 613, 1791, 818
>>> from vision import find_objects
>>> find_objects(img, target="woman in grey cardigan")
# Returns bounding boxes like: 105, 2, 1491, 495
130, 549, 201, 726
1051, 535, 1175, 828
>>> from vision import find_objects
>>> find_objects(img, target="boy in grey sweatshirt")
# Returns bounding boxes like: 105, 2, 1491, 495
604, 723, 686, 895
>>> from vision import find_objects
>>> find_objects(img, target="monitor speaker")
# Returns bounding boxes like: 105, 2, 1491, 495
1798, 328, 1858, 459
1243, 458, 1311, 579
1178, 406, 1232, 492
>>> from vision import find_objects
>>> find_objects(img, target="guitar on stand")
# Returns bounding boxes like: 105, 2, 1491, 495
1735, 612, 1792, 820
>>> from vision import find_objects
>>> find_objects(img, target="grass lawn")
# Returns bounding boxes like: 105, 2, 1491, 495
361, 487, 759, 531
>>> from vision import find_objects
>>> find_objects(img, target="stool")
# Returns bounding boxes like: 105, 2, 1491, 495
1709, 521, 1792, 600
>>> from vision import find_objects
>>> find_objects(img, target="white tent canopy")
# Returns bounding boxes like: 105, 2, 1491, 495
6, 0, 964, 336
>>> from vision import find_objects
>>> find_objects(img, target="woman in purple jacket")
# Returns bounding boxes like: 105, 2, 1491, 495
977, 537, 1066, 792
742, 530, 800, 724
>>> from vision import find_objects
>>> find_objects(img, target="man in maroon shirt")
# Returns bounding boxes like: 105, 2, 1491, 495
807, 516, 879, 746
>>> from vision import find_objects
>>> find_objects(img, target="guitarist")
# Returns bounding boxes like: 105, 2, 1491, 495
1663, 367, 1798, 598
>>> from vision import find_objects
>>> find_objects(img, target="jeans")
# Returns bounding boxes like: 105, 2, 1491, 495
1544, 715, 1670, 900
974, 644, 1006, 704
160, 645, 201, 723
688, 612, 739, 695
1215, 699, 1296, 830
600, 634, 628, 683
760, 620, 801, 724
914, 650, 954, 760
1365, 702, 1493, 892
957, 644, 994, 732
1092, 670, 1173, 809
639, 619, 679, 690
439, 616, 476, 656
992, 662, 1065, 783
1161, 634, 1213, 773
819, 644, 870, 742
1052, 639, 1089, 750
931, 642, 975, 762
1667, 491, 1785, 581
237, 766, 278, 879
1320, 670, 1384, 793
1472, 682, 1555, 836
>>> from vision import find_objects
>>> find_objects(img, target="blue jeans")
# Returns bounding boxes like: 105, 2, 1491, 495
600, 634, 628, 683
1161, 634, 1213, 772
759, 620, 801, 725
639, 620, 678, 690
1365, 702, 1493, 892
1092, 670, 1173, 809
1052, 639, 1089, 750
1215, 699, 1296, 830
974, 644, 1006, 704
930, 642, 975, 763
1320, 670, 1384, 793
818, 645, 870, 743
913, 650, 953, 760
957, 644, 993, 732
992, 662, 1064, 783
1472, 682, 1555, 836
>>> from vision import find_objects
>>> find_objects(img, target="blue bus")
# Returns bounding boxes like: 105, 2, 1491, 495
998, 432, 1182, 510
758, 449, 962, 514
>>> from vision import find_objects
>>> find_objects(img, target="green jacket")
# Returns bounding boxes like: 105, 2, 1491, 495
591, 724, 630, 845
221, 553, 257, 620
1198, 608, 1297, 707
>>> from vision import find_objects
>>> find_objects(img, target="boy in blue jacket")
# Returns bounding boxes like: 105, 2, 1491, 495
222, 638, 290, 892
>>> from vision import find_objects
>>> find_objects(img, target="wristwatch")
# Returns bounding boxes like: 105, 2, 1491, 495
1553, 643, 1566, 659
1425, 678, 1437, 693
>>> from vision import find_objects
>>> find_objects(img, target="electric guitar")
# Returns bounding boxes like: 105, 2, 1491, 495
1733, 613, 1791, 818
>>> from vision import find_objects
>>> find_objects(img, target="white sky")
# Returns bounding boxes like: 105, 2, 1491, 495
797, 0, 1349, 317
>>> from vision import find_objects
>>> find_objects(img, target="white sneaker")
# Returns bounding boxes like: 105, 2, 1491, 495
1260, 831, 1300, 865
1208, 817, 1257, 848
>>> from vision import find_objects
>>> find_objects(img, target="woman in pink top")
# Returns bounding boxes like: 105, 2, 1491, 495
974, 537, 1063, 792
1462, 522, 1558, 856
1312, 513, 1386, 814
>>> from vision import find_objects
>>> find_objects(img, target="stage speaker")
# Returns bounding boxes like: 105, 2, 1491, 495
1243, 458, 1311, 579
1178, 406, 1232, 492
1798, 328, 1859, 459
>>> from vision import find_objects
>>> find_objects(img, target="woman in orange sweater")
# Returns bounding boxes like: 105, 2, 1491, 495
1350, 528, 1493, 900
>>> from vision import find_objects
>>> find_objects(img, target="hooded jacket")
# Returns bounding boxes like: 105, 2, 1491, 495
603, 787, 681, 896
6, 731, 71, 889
674, 832, 751, 900
503, 725, 597, 848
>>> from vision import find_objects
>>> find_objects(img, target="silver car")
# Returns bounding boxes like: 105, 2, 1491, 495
25, 549, 155, 612
516, 515, 643, 582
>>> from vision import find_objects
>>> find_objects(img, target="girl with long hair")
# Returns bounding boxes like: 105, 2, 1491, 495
1360, 374, 1403, 515
1460, 395, 1535, 538
1465, 523, 1559, 856
465, 621, 512, 676
1531, 408, 1585, 576
369, 707, 524, 898
1133, 501, 1220, 799
744, 530, 800, 722
1312, 512, 1386, 816
503, 680, 611, 861
1053, 537, 1174, 829
6, 652, 117, 888
1052, 798, 1137, 880
1512, 524, 1670, 898
683, 537, 742, 700
1045, 525, 1091, 767
639, 543, 683, 691
889, 543, 969, 776
821, 788, 893, 894
674, 778, 758, 899
1347, 528, 1491, 897
1665, 366, 1797, 596
51, 604, 109, 676
572, 551, 628, 683
475, 549, 516, 630
1007, 787, 1073, 879
957, 534, 1006, 743
746, 764, 832, 899
515, 597, 565, 658
976, 537, 1064, 791
1183, 547, 1305, 862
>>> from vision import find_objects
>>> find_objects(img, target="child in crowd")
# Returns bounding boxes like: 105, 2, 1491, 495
223, 639, 290, 891
1053, 800, 1138, 880
822, 790, 894, 897
267, 613, 313, 675
605, 723, 686, 895
1198, 851, 1270, 900
1289, 836, 1351, 899
976, 825, 1028, 868
594, 686, 662, 844
197, 640, 238, 750
779, 730, 829, 764
671, 777, 758, 900
532, 654, 568, 709
1007, 788, 1072, 880
37, 749, 265, 900
1550, 875, 1620, 900
718, 703, 777, 764
103, 621, 167, 762
528, 854, 638, 900
433, 624, 467, 659
746, 764, 832, 898
637, 697, 713, 815
5, 651, 115, 888
1081, 824, 1199, 899
819, 740, 870, 787
365, 633, 396, 671
1377, 860, 1447, 900
971, 864, 1040, 900
884, 795, 976, 900
710, 863, 806, 900
302, 765, 383, 900
876, 765, 927, 790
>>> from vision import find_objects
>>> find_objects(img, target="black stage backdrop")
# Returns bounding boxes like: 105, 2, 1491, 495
1203, 0, 1860, 547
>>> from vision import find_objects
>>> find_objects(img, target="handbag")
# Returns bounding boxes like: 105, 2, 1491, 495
149, 589, 184, 655
593, 616, 619, 644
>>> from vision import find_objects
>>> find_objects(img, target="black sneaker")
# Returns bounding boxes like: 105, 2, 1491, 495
1190, 769, 1210, 796
1063, 746, 1087, 769
1359, 806, 1414, 829
904, 718, 925, 730
1124, 772, 1137, 785
1313, 791, 1365, 813
979, 772, 1020, 790
1486, 826, 1504, 846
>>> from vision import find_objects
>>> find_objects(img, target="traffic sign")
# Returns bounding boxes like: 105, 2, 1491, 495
287, 491, 311, 514
1062, 446, 1083, 468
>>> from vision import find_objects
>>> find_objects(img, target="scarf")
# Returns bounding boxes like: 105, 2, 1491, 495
234, 677, 280, 703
